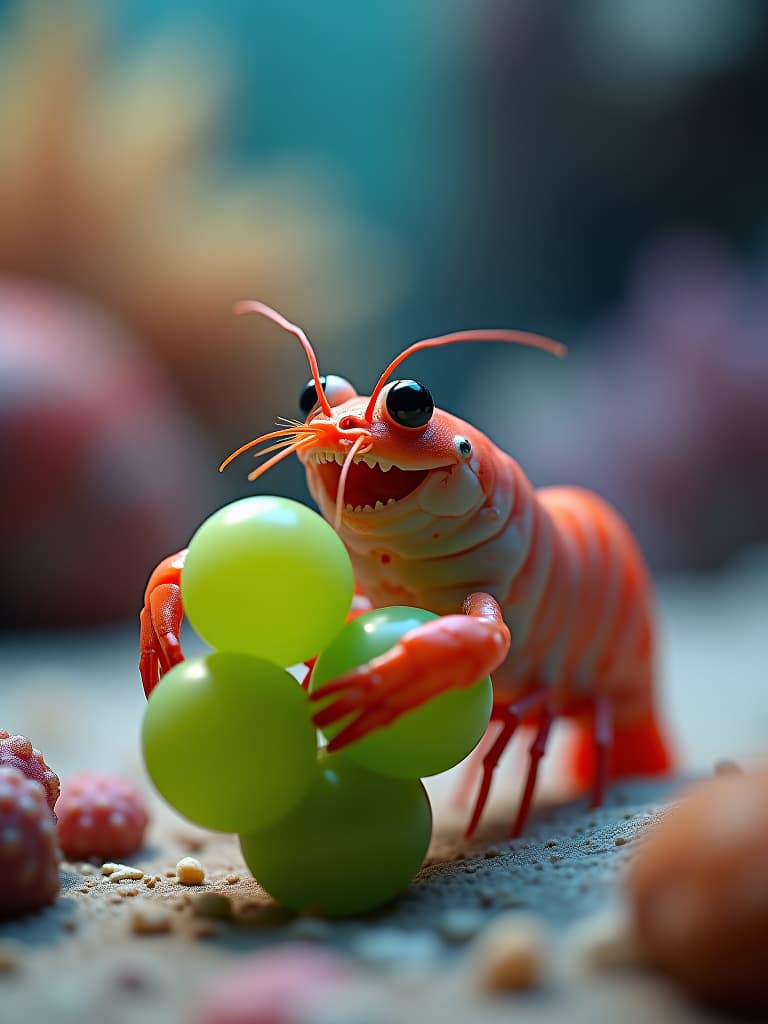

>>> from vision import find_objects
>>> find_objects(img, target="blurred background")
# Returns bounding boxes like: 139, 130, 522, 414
1, 0, 767, 630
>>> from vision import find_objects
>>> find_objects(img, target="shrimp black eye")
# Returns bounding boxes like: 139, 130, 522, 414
299, 376, 327, 415
385, 379, 434, 428
299, 374, 357, 416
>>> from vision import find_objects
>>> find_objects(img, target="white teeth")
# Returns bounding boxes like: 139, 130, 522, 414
341, 498, 399, 514
312, 450, 400, 472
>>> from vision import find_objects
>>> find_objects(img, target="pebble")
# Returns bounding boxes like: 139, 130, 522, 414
102, 862, 144, 883
130, 902, 173, 935
176, 856, 206, 885
471, 913, 549, 992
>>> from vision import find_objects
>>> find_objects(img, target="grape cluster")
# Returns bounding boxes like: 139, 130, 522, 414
142, 496, 492, 915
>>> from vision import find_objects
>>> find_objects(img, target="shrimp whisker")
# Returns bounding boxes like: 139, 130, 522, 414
334, 434, 372, 530
219, 426, 317, 473
247, 435, 318, 482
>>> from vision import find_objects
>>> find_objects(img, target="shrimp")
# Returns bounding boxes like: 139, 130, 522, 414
139, 302, 673, 837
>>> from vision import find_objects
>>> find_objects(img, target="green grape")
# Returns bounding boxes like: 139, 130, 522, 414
142, 652, 317, 832
239, 751, 432, 915
310, 606, 493, 779
181, 496, 354, 667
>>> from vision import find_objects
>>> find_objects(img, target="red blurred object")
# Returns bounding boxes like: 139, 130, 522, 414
627, 767, 768, 1013
57, 771, 149, 861
198, 944, 362, 1024
0, 277, 217, 625
0, 765, 60, 919
0, 730, 60, 816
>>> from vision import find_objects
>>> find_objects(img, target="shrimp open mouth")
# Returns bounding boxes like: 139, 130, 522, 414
310, 451, 429, 511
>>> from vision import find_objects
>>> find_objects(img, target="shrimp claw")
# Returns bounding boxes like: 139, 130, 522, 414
309, 593, 511, 751
138, 550, 187, 697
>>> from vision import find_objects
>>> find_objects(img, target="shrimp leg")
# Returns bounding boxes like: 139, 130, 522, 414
510, 703, 557, 837
590, 694, 613, 810
463, 687, 550, 838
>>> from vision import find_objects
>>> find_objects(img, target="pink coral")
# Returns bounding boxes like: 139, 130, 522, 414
198, 944, 362, 1024
0, 730, 60, 816
477, 232, 768, 570
56, 772, 149, 861
0, 765, 60, 919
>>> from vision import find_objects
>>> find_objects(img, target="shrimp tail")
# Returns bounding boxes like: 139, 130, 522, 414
569, 709, 674, 790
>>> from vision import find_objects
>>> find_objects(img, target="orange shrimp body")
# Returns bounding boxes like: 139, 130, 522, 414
139, 301, 673, 837
304, 411, 657, 729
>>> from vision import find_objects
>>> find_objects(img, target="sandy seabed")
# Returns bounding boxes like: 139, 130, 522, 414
1, 552, 766, 1024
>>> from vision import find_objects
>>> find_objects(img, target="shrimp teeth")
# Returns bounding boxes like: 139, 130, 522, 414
342, 498, 397, 513
308, 450, 394, 472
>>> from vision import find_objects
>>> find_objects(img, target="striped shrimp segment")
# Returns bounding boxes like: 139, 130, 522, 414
466, 483, 664, 837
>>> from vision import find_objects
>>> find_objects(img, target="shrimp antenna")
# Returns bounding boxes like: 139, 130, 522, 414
364, 329, 567, 422
234, 300, 332, 417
